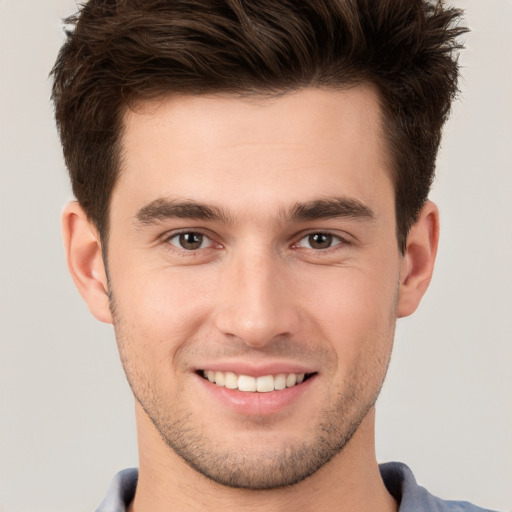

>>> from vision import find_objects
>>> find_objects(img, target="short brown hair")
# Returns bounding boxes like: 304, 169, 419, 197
51, 0, 466, 252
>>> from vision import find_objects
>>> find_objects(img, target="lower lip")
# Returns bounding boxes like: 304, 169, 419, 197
196, 374, 316, 416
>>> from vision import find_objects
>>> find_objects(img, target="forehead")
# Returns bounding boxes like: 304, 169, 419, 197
115, 86, 392, 221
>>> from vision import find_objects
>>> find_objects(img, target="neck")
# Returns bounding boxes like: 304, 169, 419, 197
129, 406, 397, 512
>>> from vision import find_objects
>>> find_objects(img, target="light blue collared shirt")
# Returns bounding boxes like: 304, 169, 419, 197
95, 462, 499, 512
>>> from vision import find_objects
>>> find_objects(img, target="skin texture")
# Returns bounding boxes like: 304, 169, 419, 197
62, 86, 438, 511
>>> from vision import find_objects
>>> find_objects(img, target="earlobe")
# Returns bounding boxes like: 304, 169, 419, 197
62, 202, 113, 324
397, 201, 440, 318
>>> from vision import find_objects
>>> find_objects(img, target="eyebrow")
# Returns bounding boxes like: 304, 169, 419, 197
134, 196, 375, 226
135, 198, 233, 225
288, 197, 375, 222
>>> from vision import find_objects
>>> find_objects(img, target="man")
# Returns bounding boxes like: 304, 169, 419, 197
50, 1, 497, 511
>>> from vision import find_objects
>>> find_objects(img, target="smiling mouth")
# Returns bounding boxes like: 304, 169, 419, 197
199, 370, 316, 393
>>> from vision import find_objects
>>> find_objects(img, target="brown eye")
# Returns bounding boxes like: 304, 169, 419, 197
169, 232, 208, 250
308, 233, 333, 249
298, 233, 342, 250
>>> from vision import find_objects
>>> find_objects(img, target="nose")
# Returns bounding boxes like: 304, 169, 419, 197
213, 250, 300, 348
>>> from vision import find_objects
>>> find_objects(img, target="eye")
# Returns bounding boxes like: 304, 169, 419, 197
297, 233, 343, 250
168, 232, 211, 251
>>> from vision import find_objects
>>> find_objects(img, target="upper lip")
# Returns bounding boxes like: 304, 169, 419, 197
194, 360, 316, 377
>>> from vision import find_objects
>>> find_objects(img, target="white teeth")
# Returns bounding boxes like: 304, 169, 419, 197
224, 372, 238, 389
238, 375, 256, 392
274, 374, 287, 390
286, 373, 297, 387
202, 370, 310, 392
256, 375, 274, 393
215, 371, 225, 387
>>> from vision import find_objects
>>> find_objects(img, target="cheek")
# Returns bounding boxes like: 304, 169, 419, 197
110, 265, 216, 354
297, 265, 399, 361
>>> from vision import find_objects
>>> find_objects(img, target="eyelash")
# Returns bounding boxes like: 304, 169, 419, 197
163, 230, 350, 254
165, 230, 218, 252
293, 232, 347, 251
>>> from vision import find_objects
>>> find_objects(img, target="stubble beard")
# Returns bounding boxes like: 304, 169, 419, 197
109, 293, 395, 490
149, 382, 379, 489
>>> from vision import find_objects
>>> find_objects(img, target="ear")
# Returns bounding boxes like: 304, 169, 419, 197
397, 200, 440, 318
62, 202, 113, 324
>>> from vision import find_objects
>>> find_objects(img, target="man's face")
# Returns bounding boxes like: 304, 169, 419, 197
106, 87, 404, 488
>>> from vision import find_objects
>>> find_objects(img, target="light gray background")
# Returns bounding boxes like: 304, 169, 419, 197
0, 1, 510, 511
